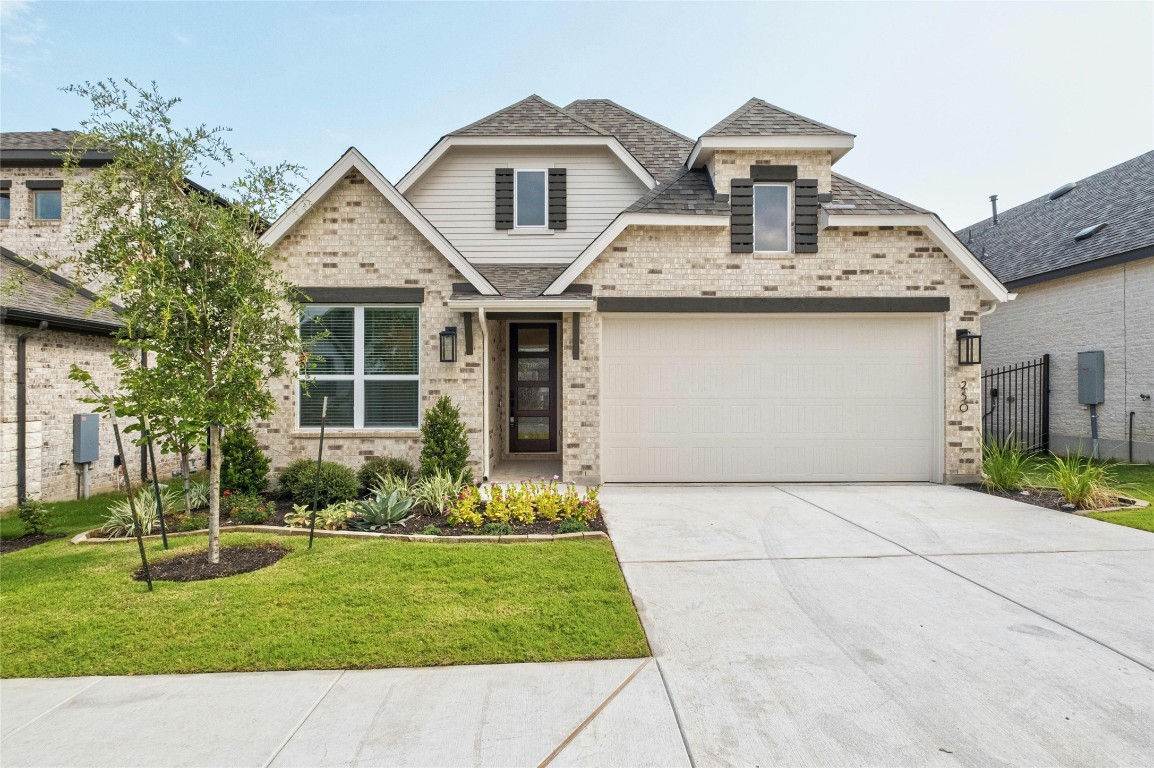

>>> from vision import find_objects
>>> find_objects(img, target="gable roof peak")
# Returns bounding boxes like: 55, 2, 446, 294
450, 94, 607, 137
703, 97, 854, 138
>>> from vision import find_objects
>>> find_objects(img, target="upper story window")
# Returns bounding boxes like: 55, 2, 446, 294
0, 184, 10, 220
298, 306, 420, 429
753, 183, 790, 253
514, 169, 547, 228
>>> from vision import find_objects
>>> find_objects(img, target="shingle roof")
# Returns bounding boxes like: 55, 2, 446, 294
473, 264, 570, 298
451, 95, 606, 137
828, 173, 928, 215
625, 167, 728, 216
703, 98, 853, 137
0, 130, 84, 151
0, 248, 121, 331
955, 151, 1154, 285
563, 99, 693, 181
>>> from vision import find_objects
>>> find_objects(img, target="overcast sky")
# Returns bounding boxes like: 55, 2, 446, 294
2, 0, 1151, 228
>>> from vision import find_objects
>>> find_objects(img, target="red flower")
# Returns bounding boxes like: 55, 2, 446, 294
222, 490, 232, 496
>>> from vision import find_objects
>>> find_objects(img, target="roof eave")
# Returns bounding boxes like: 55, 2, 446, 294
687, 135, 855, 169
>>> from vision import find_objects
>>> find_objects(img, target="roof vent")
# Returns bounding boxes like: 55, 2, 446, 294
1048, 182, 1076, 201
1074, 223, 1107, 242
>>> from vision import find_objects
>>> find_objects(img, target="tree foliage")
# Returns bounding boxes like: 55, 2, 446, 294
419, 396, 473, 482
61, 80, 304, 563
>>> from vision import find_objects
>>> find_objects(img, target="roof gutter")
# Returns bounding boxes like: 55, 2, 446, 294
16, 321, 49, 505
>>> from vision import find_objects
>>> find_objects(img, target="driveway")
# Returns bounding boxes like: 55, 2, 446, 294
602, 484, 1154, 767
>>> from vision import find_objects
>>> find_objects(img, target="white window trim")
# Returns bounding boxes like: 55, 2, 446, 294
753, 182, 792, 255
513, 169, 549, 231
297, 305, 421, 430
32, 189, 62, 221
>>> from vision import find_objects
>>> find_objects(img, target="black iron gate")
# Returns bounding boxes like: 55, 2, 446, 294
981, 354, 1050, 453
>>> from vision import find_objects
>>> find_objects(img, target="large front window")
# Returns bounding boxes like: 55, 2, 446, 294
514, 169, 547, 228
753, 183, 790, 253
298, 306, 420, 429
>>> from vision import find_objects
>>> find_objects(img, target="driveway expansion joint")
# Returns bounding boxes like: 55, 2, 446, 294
0, 676, 104, 744
261, 670, 345, 768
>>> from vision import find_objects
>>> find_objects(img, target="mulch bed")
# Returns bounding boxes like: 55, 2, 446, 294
962, 484, 1140, 513
0, 533, 64, 555
135, 543, 289, 582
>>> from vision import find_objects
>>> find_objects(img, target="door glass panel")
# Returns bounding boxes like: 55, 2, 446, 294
518, 387, 549, 411
517, 358, 549, 382
517, 417, 550, 441
518, 328, 550, 352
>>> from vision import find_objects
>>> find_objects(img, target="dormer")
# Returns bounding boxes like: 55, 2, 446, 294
399, 96, 673, 264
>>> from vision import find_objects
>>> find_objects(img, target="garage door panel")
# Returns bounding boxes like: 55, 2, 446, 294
602, 316, 938, 482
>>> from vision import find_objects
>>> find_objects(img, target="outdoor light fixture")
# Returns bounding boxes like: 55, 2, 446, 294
956, 328, 982, 366
439, 327, 458, 363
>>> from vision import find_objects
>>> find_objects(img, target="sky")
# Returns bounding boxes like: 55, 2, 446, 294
2, 0, 1151, 229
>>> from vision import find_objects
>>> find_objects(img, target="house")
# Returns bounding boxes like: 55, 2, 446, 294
958, 152, 1154, 463
0, 131, 190, 507
257, 96, 1010, 485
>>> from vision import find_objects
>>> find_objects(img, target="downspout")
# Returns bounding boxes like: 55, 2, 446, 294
478, 307, 490, 482
16, 321, 49, 505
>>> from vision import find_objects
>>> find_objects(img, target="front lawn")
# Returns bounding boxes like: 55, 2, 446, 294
1020, 458, 1154, 533
0, 491, 126, 540
1087, 507, 1154, 533
0, 533, 649, 679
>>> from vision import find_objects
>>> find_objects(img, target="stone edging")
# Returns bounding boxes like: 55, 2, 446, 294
1072, 496, 1150, 515
71, 525, 608, 545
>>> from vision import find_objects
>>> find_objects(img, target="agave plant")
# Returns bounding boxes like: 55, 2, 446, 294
351, 489, 415, 530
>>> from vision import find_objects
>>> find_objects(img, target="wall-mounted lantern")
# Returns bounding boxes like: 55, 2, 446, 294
439, 327, 458, 363
956, 329, 982, 366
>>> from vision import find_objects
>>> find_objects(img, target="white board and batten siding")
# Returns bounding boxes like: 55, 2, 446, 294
404, 147, 648, 264
601, 315, 943, 483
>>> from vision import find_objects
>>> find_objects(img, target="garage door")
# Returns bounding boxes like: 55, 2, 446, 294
601, 315, 940, 482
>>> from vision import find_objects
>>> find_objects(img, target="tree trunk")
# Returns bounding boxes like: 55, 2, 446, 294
180, 450, 192, 516
207, 424, 222, 563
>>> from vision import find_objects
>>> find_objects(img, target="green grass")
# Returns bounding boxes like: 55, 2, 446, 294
0, 532, 649, 678
1087, 508, 1154, 533
0, 490, 126, 540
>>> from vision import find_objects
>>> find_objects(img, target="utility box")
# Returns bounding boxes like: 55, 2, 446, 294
73, 413, 100, 463
1077, 351, 1105, 405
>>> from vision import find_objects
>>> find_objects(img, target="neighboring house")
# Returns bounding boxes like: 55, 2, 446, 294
258, 95, 1009, 485
0, 131, 190, 507
958, 152, 1154, 463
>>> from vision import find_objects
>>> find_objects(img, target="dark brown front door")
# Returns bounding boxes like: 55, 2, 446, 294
509, 323, 557, 453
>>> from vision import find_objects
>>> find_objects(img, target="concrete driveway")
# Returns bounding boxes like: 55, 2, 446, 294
602, 484, 1154, 767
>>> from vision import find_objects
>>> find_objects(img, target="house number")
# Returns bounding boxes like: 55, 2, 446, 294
959, 381, 970, 413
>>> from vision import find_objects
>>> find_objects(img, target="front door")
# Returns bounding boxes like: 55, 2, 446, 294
509, 323, 557, 453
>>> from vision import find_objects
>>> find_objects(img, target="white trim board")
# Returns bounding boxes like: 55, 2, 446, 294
824, 213, 1012, 303
688, 135, 856, 168
543, 213, 729, 295
446, 298, 595, 312
397, 136, 657, 194
261, 147, 499, 296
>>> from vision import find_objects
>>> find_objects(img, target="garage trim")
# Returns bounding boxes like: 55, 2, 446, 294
597, 296, 950, 313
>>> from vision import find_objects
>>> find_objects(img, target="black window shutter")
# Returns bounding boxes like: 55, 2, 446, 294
548, 168, 567, 230
730, 178, 753, 253
794, 179, 819, 254
495, 168, 514, 230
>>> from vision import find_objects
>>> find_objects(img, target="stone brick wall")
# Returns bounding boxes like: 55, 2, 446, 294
258, 169, 486, 482
982, 259, 1153, 462
707, 150, 833, 195
563, 223, 985, 484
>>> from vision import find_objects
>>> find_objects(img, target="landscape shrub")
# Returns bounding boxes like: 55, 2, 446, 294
357, 456, 416, 492
183, 479, 211, 511
370, 472, 417, 500
442, 480, 600, 528
557, 517, 589, 534
981, 436, 1031, 492
220, 426, 271, 495
414, 470, 466, 515
420, 524, 442, 536
224, 492, 272, 525
278, 459, 359, 507
284, 501, 355, 531
419, 396, 472, 482
350, 489, 415, 530
17, 499, 53, 535
1048, 454, 1118, 509
444, 485, 483, 528
479, 521, 516, 536
102, 485, 178, 537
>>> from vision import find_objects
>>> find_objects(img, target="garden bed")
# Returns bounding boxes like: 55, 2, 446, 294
963, 484, 1148, 513
0, 533, 65, 556
137, 543, 289, 582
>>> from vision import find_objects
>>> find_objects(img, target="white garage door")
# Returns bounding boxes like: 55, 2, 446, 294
601, 315, 940, 482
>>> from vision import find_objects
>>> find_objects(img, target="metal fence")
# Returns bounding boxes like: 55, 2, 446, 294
981, 354, 1050, 453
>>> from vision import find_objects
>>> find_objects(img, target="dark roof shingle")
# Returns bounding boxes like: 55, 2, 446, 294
451, 95, 605, 137
0, 248, 121, 331
473, 263, 570, 298
0, 130, 84, 151
703, 98, 853, 137
955, 151, 1154, 284
626, 168, 728, 216
828, 173, 928, 215
563, 99, 692, 181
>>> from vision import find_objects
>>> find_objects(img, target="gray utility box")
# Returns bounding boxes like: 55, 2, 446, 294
73, 413, 100, 463
1077, 351, 1105, 405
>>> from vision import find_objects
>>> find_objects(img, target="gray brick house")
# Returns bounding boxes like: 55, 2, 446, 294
959, 152, 1153, 463
258, 96, 1010, 485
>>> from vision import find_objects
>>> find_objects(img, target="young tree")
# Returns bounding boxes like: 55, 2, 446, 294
62, 80, 304, 563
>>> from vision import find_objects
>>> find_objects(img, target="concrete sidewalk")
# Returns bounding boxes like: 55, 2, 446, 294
1, 659, 690, 768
